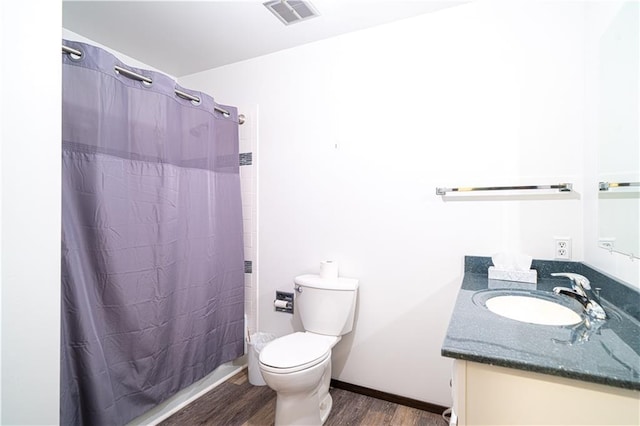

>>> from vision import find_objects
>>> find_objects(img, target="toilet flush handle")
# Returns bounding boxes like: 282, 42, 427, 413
295, 285, 303, 293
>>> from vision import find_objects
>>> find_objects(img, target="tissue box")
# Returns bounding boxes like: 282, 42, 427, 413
488, 266, 537, 284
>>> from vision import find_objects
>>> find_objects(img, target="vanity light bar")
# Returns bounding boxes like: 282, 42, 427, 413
62, 44, 245, 125
435, 183, 572, 196
599, 182, 640, 191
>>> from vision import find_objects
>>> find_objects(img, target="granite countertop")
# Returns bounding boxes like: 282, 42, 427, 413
441, 256, 640, 391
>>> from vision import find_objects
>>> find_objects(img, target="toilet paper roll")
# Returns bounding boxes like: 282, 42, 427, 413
319, 260, 338, 279
274, 300, 289, 309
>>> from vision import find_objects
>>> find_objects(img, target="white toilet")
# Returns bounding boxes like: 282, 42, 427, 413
259, 274, 359, 426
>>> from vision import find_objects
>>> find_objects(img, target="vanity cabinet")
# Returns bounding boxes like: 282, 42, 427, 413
451, 360, 640, 426
443, 257, 640, 425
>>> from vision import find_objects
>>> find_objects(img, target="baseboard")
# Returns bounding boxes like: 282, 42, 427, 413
330, 379, 448, 416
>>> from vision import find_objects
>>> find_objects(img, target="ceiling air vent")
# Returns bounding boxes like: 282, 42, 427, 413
263, 0, 320, 25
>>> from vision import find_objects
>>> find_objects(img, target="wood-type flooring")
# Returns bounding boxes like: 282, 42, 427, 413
160, 369, 448, 426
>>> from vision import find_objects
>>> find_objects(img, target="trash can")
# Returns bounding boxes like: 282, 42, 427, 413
247, 332, 276, 386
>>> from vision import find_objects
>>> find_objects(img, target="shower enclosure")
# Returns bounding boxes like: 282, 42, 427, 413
61, 40, 245, 425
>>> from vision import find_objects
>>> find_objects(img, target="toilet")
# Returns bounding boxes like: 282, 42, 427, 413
259, 274, 359, 426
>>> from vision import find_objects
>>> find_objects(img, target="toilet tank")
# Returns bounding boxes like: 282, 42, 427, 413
294, 274, 359, 336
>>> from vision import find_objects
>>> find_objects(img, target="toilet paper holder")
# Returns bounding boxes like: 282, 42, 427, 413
275, 291, 294, 314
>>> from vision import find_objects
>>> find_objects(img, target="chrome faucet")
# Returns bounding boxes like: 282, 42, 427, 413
551, 273, 607, 320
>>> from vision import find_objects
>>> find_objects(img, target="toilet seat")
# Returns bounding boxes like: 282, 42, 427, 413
259, 332, 338, 374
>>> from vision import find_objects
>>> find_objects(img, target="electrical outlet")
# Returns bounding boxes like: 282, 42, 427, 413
554, 237, 571, 260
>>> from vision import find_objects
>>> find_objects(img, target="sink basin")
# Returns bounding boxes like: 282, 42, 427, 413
474, 289, 583, 326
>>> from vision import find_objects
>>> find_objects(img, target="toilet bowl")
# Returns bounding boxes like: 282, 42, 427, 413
258, 273, 359, 426
259, 332, 339, 426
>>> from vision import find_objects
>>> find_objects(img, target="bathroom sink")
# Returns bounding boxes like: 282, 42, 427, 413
473, 289, 583, 326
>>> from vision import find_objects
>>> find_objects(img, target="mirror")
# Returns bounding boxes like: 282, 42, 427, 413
597, 2, 640, 259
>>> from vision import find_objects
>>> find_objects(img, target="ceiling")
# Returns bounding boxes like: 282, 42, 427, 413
62, 1, 465, 77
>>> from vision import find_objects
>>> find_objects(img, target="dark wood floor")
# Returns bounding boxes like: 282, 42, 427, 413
160, 369, 448, 426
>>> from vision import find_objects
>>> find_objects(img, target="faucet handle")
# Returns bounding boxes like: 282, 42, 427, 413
552, 273, 606, 320
551, 272, 591, 290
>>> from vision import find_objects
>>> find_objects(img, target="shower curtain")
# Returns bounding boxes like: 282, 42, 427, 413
61, 40, 245, 425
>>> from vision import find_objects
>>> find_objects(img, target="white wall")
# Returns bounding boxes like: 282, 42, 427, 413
1, 0, 61, 424
180, 2, 589, 406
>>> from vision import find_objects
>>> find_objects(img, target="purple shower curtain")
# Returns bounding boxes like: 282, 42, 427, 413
61, 40, 245, 425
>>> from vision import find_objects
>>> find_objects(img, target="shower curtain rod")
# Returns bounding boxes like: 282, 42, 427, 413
62, 44, 245, 125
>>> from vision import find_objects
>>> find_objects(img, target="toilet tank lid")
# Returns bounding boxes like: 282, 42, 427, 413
294, 274, 359, 290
